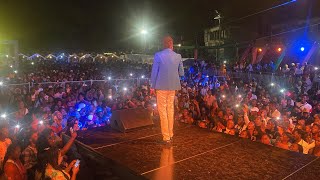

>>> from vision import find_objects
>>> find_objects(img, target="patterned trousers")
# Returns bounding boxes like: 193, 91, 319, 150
156, 90, 175, 141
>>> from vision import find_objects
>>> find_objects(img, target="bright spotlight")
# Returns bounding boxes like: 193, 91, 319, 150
39, 120, 44, 125
206, 75, 209, 78
270, 83, 275, 86
108, 95, 112, 99
300, 47, 305, 52
153, 104, 157, 107
177, 44, 181, 47
5, 55, 8, 58
1, 113, 6, 118
238, 95, 242, 98
123, 87, 127, 91
315, 67, 318, 71
15, 124, 20, 129
108, 76, 111, 80
130, 73, 133, 77
0, 81, 3, 86
141, 75, 145, 79
9, 65, 13, 68
141, 29, 148, 35
277, 48, 282, 52
235, 104, 240, 108
222, 95, 226, 98
14, 70, 18, 74
258, 48, 263, 52
223, 61, 227, 64
31, 62, 34, 65
280, 89, 285, 93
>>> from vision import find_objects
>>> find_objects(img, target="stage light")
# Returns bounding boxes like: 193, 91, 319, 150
238, 95, 242, 98
9, 65, 13, 68
280, 89, 285, 93
39, 120, 44, 125
108, 76, 111, 80
141, 29, 148, 35
270, 83, 275, 86
177, 44, 181, 47
141, 75, 145, 79
130, 73, 133, 77
235, 104, 239, 108
108, 95, 112, 99
123, 87, 127, 91
315, 67, 318, 70
277, 48, 282, 52
206, 75, 209, 78
31, 62, 34, 65
276, 117, 280, 120
0, 81, 3, 86
36, 55, 39, 58
222, 95, 226, 98
300, 47, 305, 52
258, 48, 263, 52
5, 55, 8, 58
15, 124, 20, 129
153, 104, 157, 107
14, 70, 18, 74
100, 56, 103, 59
1, 113, 6, 118
223, 61, 227, 64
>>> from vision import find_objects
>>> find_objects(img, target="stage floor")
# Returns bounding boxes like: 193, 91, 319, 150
79, 122, 320, 180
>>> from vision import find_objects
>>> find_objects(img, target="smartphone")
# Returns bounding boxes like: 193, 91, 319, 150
70, 127, 74, 134
74, 159, 80, 167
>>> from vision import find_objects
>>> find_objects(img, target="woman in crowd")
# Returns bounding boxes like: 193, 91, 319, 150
37, 147, 79, 180
2, 142, 27, 180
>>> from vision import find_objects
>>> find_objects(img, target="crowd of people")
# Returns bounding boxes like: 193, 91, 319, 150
178, 60, 320, 154
0, 57, 319, 179
0, 59, 155, 179
233, 60, 318, 76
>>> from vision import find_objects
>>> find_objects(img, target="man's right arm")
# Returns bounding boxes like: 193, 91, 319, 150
151, 54, 160, 89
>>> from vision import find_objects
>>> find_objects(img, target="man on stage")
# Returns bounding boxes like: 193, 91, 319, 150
151, 36, 184, 143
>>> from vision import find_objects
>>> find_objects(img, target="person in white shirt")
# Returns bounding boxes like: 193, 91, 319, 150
269, 102, 281, 119
296, 94, 312, 113
293, 129, 313, 154
54, 87, 66, 99
204, 90, 216, 108
247, 91, 257, 100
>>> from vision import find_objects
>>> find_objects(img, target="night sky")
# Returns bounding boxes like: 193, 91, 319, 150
0, 0, 318, 52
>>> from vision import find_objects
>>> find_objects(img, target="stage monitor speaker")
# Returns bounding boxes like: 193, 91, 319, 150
110, 108, 154, 132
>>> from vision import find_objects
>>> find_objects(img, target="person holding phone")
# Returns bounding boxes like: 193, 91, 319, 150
37, 147, 80, 180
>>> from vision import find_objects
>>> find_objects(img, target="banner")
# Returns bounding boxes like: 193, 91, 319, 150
252, 47, 258, 64
257, 45, 268, 63
240, 45, 252, 63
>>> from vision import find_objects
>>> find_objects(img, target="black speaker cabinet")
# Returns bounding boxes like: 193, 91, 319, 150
110, 108, 154, 132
